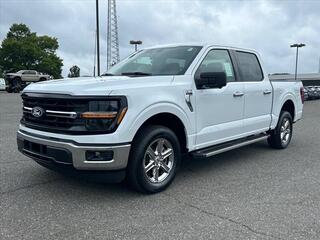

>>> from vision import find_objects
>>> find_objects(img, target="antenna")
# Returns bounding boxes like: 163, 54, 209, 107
107, 0, 120, 70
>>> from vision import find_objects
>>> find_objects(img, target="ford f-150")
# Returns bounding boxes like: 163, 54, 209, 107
17, 44, 304, 193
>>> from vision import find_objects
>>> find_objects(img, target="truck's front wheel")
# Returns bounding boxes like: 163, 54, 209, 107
127, 125, 181, 193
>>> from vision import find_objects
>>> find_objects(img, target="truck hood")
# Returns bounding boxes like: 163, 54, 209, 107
23, 76, 174, 96
5, 73, 20, 77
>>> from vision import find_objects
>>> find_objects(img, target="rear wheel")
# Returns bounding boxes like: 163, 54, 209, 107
127, 125, 181, 193
11, 77, 22, 93
268, 111, 293, 149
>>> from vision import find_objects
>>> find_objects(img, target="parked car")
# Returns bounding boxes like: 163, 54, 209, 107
17, 44, 304, 193
303, 87, 309, 101
5, 70, 51, 93
314, 86, 320, 99
306, 86, 317, 100
0, 78, 6, 91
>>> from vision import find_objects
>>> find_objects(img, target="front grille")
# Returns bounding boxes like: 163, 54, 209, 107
21, 93, 97, 134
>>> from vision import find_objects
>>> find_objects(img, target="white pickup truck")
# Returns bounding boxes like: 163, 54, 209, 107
5, 70, 51, 93
17, 44, 304, 193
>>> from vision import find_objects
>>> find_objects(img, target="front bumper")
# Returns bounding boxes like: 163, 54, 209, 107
17, 130, 131, 171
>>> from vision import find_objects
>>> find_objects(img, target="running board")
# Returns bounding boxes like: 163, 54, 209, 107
191, 134, 269, 158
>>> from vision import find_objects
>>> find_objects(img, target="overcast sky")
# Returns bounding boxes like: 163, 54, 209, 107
0, 0, 319, 77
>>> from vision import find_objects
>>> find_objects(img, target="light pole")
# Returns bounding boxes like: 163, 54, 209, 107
290, 43, 305, 80
95, 0, 100, 76
130, 40, 142, 52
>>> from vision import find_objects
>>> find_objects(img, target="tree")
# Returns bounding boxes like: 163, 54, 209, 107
0, 66, 4, 78
68, 65, 80, 78
0, 23, 63, 79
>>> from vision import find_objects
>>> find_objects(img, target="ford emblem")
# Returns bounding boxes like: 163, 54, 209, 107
31, 106, 45, 118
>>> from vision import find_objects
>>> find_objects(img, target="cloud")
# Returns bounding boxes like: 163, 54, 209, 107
1, 0, 319, 76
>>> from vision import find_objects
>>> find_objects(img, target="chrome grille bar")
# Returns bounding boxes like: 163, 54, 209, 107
23, 107, 77, 119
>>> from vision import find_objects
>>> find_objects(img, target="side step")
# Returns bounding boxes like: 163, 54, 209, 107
191, 133, 269, 158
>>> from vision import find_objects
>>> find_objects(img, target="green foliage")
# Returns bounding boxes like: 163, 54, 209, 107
0, 65, 3, 78
68, 65, 80, 78
0, 23, 63, 79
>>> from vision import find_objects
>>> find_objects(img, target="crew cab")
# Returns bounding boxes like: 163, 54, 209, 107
5, 70, 51, 93
17, 44, 304, 193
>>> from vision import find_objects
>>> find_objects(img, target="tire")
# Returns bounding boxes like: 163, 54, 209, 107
39, 78, 46, 81
268, 111, 293, 149
12, 77, 22, 93
6, 87, 13, 93
126, 125, 181, 193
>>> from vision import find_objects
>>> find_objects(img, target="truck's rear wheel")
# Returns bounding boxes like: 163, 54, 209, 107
127, 125, 181, 193
268, 111, 293, 149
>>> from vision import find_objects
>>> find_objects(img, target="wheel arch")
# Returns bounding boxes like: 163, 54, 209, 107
280, 99, 295, 120
128, 104, 192, 153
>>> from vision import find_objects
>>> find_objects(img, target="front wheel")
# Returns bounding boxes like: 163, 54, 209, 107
126, 125, 181, 193
268, 111, 293, 149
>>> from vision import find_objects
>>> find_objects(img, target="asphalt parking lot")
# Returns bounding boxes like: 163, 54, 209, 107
1, 92, 320, 240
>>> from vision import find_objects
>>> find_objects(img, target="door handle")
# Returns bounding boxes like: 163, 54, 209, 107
233, 91, 244, 97
263, 90, 272, 95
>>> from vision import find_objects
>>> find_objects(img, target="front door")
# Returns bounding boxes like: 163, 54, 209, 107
194, 49, 245, 149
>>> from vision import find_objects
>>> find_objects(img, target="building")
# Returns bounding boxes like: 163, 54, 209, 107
269, 73, 320, 86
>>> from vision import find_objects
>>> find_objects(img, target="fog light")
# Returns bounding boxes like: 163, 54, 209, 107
86, 150, 114, 161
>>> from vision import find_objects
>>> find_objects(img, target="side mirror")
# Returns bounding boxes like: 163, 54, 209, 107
196, 71, 227, 89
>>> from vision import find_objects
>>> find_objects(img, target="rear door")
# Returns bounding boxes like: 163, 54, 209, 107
233, 51, 272, 134
194, 49, 245, 149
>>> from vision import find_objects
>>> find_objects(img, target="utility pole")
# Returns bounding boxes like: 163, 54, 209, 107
95, 0, 100, 76
290, 43, 305, 80
93, 30, 97, 77
107, 0, 120, 70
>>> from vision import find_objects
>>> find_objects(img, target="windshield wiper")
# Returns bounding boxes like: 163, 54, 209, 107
121, 72, 152, 76
101, 72, 114, 76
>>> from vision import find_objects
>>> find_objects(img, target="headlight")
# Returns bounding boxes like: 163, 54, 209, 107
81, 98, 127, 132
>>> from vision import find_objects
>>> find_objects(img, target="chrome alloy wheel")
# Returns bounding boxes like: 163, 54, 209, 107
143, 138, 174, 183
280, 118, 291, 144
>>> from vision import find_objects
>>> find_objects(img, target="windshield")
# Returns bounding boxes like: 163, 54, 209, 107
105, 46, 202, 76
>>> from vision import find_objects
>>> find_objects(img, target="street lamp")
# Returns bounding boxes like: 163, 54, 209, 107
130, 40, 142, 52
290, 43, 306, 80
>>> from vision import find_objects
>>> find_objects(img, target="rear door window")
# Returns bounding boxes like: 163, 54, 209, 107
235, 51, 263, 81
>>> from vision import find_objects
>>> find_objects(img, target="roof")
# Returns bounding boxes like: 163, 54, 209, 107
144, 42, 257, 53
